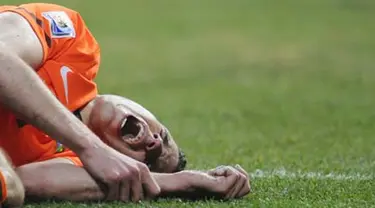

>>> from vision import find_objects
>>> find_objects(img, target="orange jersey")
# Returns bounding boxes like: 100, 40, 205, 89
0, 3, 100, 167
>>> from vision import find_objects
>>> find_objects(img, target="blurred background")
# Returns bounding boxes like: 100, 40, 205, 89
3, 0, 375, 206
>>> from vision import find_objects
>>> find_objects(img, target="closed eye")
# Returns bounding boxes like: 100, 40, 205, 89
160, 129, 169, 144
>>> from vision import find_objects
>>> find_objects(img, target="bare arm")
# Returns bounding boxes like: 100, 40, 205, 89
0, 12, 102, 154
16, 161, 106, 202
0, 11, 160, 201
16, 160, 250, 202
16, 161, 186, 202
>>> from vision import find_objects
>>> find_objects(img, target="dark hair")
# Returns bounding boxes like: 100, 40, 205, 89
174, 149, 187, 172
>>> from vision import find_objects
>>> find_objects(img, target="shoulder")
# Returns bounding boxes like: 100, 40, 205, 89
0, 11, 43, 69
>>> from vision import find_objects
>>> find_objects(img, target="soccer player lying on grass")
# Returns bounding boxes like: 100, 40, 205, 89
0, 3, 162, 207
15, 94, 250, 203
0, 93, 250, 207
0, 94, 251, 206
0, 3, 250, 207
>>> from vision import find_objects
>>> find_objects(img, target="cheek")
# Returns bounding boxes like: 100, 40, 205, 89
107, 137, 128, 153
107, 137, 146, 162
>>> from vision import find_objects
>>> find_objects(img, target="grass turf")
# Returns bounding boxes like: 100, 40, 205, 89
3, 0, 375, 207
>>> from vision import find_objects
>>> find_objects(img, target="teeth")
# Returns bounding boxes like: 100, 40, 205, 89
138, 124, 144, 138
127, 136, 140, 142
120, 118, 127, 129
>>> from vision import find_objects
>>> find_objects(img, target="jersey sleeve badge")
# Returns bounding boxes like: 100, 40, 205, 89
42, 11, 76, 38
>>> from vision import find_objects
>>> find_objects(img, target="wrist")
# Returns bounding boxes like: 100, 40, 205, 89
153, 171, 194, 194
39, 106, 105, 155
73, 135, 106, 159
180, 171, 202, 191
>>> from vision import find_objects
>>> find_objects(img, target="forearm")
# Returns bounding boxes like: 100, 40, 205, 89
152, 172, 194, 194
16, 163, 175, 202
17, 161, 202, 202
16, 163, 106, 202
154, 171, 217, 199
0, 50, 102, 153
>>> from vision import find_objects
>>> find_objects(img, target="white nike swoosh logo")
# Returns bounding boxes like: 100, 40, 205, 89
60, 66, 72, 104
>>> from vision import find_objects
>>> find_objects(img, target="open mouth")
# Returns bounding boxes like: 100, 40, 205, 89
120, 115, 143, 141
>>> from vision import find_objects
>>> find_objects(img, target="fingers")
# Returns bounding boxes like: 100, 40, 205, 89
211, 166, 238, 199
208, 165, 234, 177
211, 165, 251, 200
106, 183, 120, 201
235, 164, 249, 179
119, 181, 130, 202
227, 165, 248, 199
104, 163, 159, 203
224, 166, 243, 199
121, 165, 150, 202
139, 164, 161, 200
110, 179, 143, 203
130, 179, 143, 202
234, 164, 251, 198
126, 166, 142, 202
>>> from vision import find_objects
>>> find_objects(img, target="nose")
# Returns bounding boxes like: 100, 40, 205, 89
147, 140, 159, 150
146, 138, 161, 151
145, 136, 162, 162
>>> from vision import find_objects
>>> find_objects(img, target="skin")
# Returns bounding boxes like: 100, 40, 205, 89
6, 95, 250, 202
0, 149, 24, 208
16, 159, 250, 202
80, 95, 180, 173
0, 6, 251, 205
13, 95, 250, 202
0, 9, 159, 205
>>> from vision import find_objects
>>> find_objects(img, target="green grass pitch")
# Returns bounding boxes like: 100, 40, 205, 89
3, 0, 375, 207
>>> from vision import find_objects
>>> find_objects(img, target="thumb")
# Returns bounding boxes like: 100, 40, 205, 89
208, 166, 232, 177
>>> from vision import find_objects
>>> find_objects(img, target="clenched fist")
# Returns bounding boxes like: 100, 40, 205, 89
206, 165, 251, 199
157, 164, 251, 200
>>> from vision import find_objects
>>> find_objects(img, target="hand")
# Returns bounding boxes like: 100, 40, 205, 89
206, 165, 251, 199
77, 144, 161, 202
185, 165, 251, 199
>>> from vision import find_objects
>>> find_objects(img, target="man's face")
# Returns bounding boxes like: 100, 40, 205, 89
84, 95, 180, 173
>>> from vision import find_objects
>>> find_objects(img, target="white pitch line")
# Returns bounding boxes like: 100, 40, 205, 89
249, 168, 374, 181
